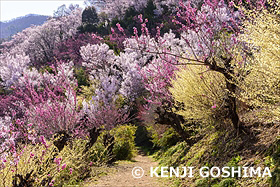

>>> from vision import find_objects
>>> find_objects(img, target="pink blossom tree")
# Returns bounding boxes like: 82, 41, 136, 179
6, 62, 82, 151
53, 33, 102, 66
124, 0, 254, 133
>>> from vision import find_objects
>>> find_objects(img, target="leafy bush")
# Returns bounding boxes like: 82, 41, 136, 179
147, 124, 181, 149
0, 135, 120, 187
111, 125, 137, 160
86, 136, 114, 165
74, 67, 90, 88
195, 178, 216, 187
267, 138, 280, 187
54, 137, 114, 186
0, 140, 58, 187
196, 178, 236, 187
212, 178, 237, 187
82, 6, 99, 25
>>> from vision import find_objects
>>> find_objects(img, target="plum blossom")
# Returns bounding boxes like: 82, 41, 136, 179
61, 163, 67, 170
69, 168, 73, 174
0, 54, 30, 88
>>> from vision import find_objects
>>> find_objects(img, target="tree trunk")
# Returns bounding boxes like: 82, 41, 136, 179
155, 107, 194, 145
53, 131, 70, 152
210, 57, 244, 132
225, 78, 241, 130
12, 170, 34, 187
84, 127, 101, 153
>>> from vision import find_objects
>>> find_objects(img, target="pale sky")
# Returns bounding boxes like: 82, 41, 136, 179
0, 0, 86, 22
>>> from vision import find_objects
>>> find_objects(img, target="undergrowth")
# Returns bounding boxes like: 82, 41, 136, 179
153, 126, 276, 187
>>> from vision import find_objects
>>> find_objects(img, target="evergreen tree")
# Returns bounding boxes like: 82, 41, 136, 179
82, 6, 99, 24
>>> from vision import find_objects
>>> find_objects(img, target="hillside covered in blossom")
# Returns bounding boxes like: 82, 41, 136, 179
0, 0, 280, 186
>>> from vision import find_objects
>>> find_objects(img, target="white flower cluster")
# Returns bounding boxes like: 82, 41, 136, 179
0, 54, 30, 88
98, 0, 182, 19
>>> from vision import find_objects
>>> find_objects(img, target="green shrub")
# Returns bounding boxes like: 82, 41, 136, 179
212, 178, 237, 187
0, 135, 120, 187
74, 67, 90, 88
147, 125, 181, 149
195, 178, 213, 187
195, 177, 235, 187
225, 156, 241, 179
0, 141, 58, 187
110, 125, 137, 160
86, 138, 113, 165
155, 141, 190, 168
267, 138, 280, 187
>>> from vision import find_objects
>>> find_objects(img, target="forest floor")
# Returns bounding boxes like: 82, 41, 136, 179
84, 151, 167, 187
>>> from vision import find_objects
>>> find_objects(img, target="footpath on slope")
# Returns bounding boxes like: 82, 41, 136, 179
85, 152, 165, 187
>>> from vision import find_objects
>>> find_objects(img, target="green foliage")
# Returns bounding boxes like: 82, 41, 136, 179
54, 139, 94, 186
155, 141, 190, 168
39, 65, 55, 74
79, 0, 175, 37
78, 6, 101, 34
271, 167, 280, 187
0, 82, 4, 95
144, 0, 156, 16
78, 83, 97, 101
0, 133, 130, 187
212, 178, 237, 187
0, 138, 97, 186
195, 178, 218, 187
110, 125, 137, 160
266, 138, 280, 187
95, 22, 110, 36
109, 0, 162, 36
74, 67, 90, 88
104, 36, 121, 55
264, 156, 275, 168
225, 156, 242, 179
0, 142, 58, 186
54, 135, 121, 186
82, 6, 99, 25
142, 0, 158, 30
78, 23, 98, 33
111, 6, 138, 34
147, 125, 181, 149
226, 156, 241, 168
134, 125, 155, 156
86, 136, 114, 165
76, 81, 97, 108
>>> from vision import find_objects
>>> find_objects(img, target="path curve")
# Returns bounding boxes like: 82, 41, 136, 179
86, 154, 162, 187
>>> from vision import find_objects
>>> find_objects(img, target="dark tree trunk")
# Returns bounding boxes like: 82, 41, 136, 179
155, 107, 194, 145
84, 127, 101, 153
12, 170, 34, 187
103, 133, 115, 164
210, 57, 244, 132
225, 78, 241, 130
53, 131, 70, 152
225, 77, 249, 134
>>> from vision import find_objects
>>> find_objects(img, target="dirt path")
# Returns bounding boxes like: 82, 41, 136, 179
85, 154, 164, 187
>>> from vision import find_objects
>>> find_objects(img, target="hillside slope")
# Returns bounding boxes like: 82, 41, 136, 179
0, 14, 49, 39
